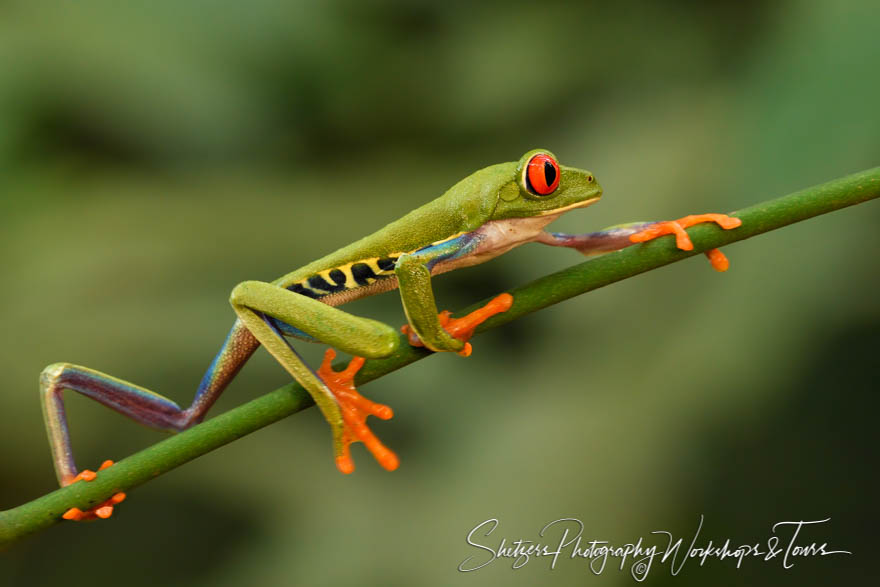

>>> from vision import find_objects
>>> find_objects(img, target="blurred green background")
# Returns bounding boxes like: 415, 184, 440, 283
1, 0, 878, 585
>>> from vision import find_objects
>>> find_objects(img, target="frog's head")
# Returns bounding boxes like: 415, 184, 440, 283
490, 149, 602, 221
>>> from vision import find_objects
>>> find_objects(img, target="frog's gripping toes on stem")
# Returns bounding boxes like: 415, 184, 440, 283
39, 149, 741, 520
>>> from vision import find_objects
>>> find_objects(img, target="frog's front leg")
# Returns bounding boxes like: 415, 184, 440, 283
536, 223, 656, 254
228, 280, 400, 472
395, 255, 467, 353
538, 214, 741, 271
394, 235, 513, 355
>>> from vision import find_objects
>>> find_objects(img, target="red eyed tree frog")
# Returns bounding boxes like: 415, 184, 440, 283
39, 149, 740, 520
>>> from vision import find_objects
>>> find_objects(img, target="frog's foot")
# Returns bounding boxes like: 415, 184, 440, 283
317, 349, 398, 475
401, 293, 514, 357
61, 460, 127, 521
629, 213, 742, 272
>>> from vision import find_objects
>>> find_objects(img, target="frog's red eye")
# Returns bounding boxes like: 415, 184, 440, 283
525, 153, 560, 196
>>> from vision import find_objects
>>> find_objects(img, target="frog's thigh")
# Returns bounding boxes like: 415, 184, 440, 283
229, 280, 398, 359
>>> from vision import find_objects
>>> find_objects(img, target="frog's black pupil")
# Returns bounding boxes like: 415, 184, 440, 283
543, 160, 557, 186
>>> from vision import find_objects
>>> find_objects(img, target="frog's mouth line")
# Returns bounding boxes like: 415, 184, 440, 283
539, 196, 601, 216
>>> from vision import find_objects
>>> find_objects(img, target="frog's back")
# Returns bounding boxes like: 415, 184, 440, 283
272, 164, 507, 304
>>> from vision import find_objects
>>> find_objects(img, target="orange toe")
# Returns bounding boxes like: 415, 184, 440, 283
62, 507, 85, 521
704, 248, 730, 272
95, 506, 114, 519
72, 469, 97, 483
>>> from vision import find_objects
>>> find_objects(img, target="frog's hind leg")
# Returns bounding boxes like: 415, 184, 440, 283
229, 280, 401, 473
40, 321, 260, 519
41, 363, 188, 487
40, 363, 194, 521
264, 311, 399, 472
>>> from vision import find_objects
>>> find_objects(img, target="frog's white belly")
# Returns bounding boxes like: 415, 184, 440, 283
431, 213, 562, 274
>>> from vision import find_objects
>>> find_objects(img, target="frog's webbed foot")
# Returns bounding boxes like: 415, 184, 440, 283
317, 349, 398, 474
629, 213, 742, 272
61, 460, 127, 521
401, 293, 513, 357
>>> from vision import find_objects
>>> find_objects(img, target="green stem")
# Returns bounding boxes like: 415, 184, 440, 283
1, 167, 878, 548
